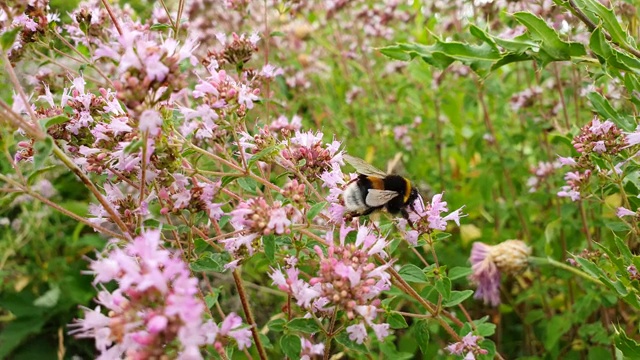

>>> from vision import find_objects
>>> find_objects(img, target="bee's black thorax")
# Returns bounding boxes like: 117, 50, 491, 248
382, 175, 412, 214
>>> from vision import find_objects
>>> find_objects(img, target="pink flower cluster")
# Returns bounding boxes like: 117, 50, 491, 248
446, 333, 489, 360
279, 130, 344, 178
220, 198, 302, 260
270, 225, 392, 344
402, 193, 464, 245
572, 117, 624, 157
69, 229, 252, 359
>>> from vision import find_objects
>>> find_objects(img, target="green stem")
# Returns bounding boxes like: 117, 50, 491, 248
529, 256, 603, 286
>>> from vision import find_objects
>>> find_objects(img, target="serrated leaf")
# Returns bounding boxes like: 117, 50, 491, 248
614, 325, 640, 358
398, 264, 428, 283
444, 290, 474, 307
33, 136, 54, 170
379, 45, 412, 61
287, 318, 321, 334
514, 12, 572, 60
388, 312, 408, 329
615, 235, 633, 262
280, 334, 301, 358
587, 92, 634, 130
578, 0, 632, 48
469, 25, 498, 51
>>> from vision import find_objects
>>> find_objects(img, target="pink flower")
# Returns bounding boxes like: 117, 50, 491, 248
139, 109, 163, 135
617, 207, 636, 218
346, 323, 367, 344
469, 240, 531, 306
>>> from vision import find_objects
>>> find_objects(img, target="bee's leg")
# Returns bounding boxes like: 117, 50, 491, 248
401, 208, 415, 229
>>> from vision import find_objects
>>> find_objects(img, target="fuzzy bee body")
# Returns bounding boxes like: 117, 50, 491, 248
342, 155, 421, 223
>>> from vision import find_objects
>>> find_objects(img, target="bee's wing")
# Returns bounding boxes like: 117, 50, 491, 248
366, 189, 401, 207
343, 155, 387, 177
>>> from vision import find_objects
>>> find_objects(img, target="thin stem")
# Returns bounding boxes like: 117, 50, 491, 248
51, 145, 132, 238
0, 175, 125, 240
2, 52, 39, 123
232, 269, 268, 360
529, 256, 603, 285
323, 310, 338, 360
100, 0, 123, 36
578, 200, 593, 249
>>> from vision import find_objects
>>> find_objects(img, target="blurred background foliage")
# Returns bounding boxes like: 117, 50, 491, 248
3, 0, 640, 358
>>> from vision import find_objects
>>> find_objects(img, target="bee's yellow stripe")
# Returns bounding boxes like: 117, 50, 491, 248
368, 177, 385, 190
403, 179, 412, 203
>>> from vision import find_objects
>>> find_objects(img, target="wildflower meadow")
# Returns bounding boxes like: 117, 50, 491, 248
2, 0, 640, 359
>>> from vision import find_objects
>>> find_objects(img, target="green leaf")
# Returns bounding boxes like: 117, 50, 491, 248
307, 202, 327, 221
578, 0, 632, 48
267, 318, 286, 332
263, 235, 276, 263
587, 92, 634, 130
248, 145, 282, 168
280, 334, 301, 359
39, 115, 70, 130
543, 315, 572, 350
124, 139, 143, 154
33, 286, 60, 308
615, 235, 633, 262
33, 136, 54, 170
469, 25, 498, 51
190, 253, 229, 273
544, 218, 562, 257
414, 320, 430, 355
388, 312, 408, 329
614, 325, 640, 358
443, 290, 474, 307
434, 277, 451, 300
475, 322, 496, 337
513, 12, 572, 60
0, 27, 20, 50
204, 288, 220, 309
379, 45, 412, 61
398, 264, 428, 283
335, 331, 368, 353
287, 318, 321, 334
150, 23, 172, 31
142, 218, 177, 230
448, 266, 472, 280
0, 316, 47, 358
237, 177, 258, 193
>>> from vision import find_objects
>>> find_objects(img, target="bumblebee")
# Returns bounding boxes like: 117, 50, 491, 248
342, 155, 421, 224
